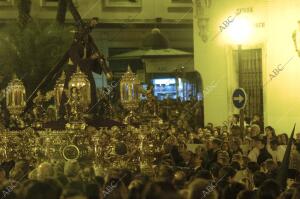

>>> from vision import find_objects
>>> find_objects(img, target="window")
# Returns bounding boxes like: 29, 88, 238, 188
169, 0, 192, 8
234, 49, 263, 122
103, 0, 142, 8
40, 0, 58, 7
0, 0, 14, 6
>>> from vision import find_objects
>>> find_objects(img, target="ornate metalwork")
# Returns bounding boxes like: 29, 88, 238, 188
68, 66, 91, 111
32, 91, 47, 128
54, 71, 66, 119
6, 74, 26, 116
64, 67, 91, 129
62, 145, 80, 160
120, 65, 141, 124
194, 0, 212, 43
6, 74, 26, 128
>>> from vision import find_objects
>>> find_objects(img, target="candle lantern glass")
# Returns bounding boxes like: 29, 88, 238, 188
120, 66, 140, 111
54, 72, 66, 118
6, 75, 26, 117
68, 66, 91, 111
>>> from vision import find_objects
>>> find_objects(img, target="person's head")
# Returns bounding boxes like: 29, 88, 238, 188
213, 129, 219, 137
85, 183, 100, 199
219, 166, 236, 184
207, 122, 213, 129
252, 114, 260, 122
170, 126, 176, 134
221, 142, 229, 151
43, 178, 63, 199
212, 138, 222, 150
89, 17, 99, 28
265, 126, 276, 138
262, 159, 277, 173
217, 151, 230, 166
173, 170, 186, 189
53, 161, 65, 177
210, 163, 221, 180
257, 179, 281, 199
232, 114, 239, 123
37, 162, 54, 181
279, 133, 289, 145
253, 171, 267, 188
10, 160, 29, 181
80, 166, 95, 183
231, 126, 242, 137
156, 165, 173, 182
232, 154, 243, 166
250, 124, 261, 138
286, 169, 300, 188
61, 181, 87, 199
28, 169, 38, 180
206, 138, 214, 150
71, 87, 78, 94
237, 190, 256, 199
195, 170, 213, 180
221, 182, 246, 199
142, 181, 180, 199
292, 186, 300, 199
231, 140, 241, 151
244, 137, 252, 146
64, 160, 81, 180
188, 179, 218, 199
128, 179, 145, 199
195, 145, 206, 157
231, 161, 241, 171
254, 137, 266, 150
296, 133, 300, 142
23, 181, 59, 199
270, 138, 279, 150
242, 156, 250, 169
247, 162, 260, 174
0, 167, 6, 183
278, 189, 294, 199
197, 128, 204, 137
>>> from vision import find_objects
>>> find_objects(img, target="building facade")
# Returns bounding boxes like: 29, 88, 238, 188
193, 0, 300, 132
0, 0, 193, 70
0, 0, 196, 97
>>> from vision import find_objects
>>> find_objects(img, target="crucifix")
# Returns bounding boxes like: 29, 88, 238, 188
25, 0, 113, 117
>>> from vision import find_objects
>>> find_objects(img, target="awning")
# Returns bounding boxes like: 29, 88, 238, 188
109, 48, 193, 60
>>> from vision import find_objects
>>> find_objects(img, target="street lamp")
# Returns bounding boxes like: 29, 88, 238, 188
225, 16, 253, 136
225, 17, 253, 45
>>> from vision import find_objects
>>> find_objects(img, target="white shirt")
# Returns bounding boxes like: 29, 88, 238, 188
267, 145, 286, 162
248, 147, 260, 162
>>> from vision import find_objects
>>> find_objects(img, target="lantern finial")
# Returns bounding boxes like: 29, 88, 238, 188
59, 71, 66, 80
12, 73, 18, 80
76, 65, 81, 73
127, 65, 132, 73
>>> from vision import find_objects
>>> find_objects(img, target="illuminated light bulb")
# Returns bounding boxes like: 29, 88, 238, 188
225, 17, 253, 44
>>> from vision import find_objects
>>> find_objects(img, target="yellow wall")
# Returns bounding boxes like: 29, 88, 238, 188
144, 57, 194, 73
0, 0, 193, 65
0, 0, 193, 22
194, 0, 300, 133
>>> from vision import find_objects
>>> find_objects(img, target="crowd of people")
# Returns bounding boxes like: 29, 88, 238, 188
1, 113, 300, 199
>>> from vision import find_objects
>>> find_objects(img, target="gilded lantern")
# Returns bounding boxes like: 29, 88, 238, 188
120, 65, 140, 110
68, 66, 91, 110
54, 71, 65, 113
6, 74, 26, 116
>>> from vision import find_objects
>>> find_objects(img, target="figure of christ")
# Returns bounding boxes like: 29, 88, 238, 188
59, 19, 103, 118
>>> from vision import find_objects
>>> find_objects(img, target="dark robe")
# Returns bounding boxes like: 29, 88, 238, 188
59, 35, 102, 117
257, 147, 272, 165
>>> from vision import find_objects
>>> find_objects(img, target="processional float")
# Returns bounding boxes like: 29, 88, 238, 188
0, 1, 166, 174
